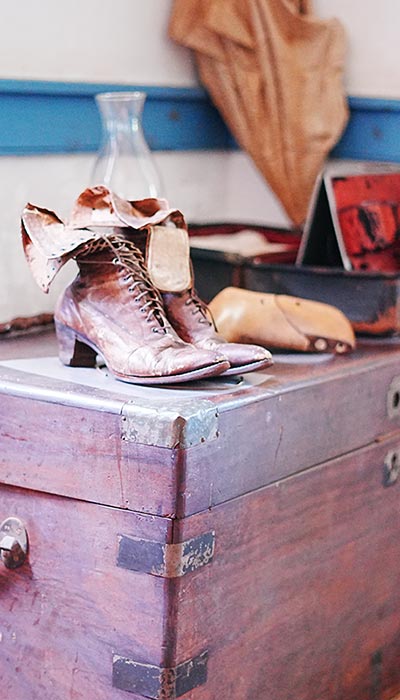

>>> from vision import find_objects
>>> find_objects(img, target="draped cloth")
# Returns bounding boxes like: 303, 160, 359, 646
169, 0, 348, 225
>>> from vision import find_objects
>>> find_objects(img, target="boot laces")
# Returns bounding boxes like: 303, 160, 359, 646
184, 291, 215, 327
80, 235, 170, 334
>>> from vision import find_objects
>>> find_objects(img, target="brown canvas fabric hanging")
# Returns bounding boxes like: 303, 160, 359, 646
169, 0, 348, 226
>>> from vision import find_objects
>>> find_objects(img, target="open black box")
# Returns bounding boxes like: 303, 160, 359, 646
190, 166, 400, 336
189, 222, 300, 302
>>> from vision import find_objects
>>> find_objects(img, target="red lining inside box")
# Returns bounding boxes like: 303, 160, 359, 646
332, 174, 400, 272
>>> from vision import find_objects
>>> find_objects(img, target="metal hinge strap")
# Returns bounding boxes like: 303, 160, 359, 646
117, 531, 215, 578
112, 650, 208, 698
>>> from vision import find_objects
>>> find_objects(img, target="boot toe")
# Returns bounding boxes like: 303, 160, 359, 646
222, 343, 273, 370
125, 343, 229, 382
193, 336, 273, 375
163, 344, 229, 377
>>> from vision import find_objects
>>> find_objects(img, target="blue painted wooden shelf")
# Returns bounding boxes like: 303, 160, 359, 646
0, 80, 235, 154
332, 97, 400, 163
0, 80, 400, 162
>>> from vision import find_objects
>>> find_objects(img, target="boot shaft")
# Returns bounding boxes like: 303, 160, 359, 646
71, 234, 170, 333
124, 226, 215, 342
76, 242, 128, 291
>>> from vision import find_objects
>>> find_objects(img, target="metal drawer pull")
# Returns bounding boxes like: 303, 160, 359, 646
0, 517, 28, 569
383, 450, 400, 487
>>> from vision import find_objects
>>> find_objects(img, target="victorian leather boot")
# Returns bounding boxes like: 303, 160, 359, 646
69, 187, 273, 376
128, 225, 274, 376
22, 204, 230, 385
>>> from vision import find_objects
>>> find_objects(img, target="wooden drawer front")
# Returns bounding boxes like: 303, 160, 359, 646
0, 486, 171, 700
174, 435, 400, 700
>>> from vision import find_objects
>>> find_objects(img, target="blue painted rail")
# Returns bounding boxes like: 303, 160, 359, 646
332, 97, 400, 163
0, 80, 234, 154
0, 80, 399, 162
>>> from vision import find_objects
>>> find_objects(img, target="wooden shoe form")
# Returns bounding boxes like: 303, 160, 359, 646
209, 288, 356, 354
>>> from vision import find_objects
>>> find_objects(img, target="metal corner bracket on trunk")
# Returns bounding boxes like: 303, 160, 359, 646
121, 398, 219, 449
117, 531, 216, 578
112, 650, 208, 698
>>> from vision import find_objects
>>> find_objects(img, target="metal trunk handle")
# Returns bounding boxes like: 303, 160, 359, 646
0, 517, 28, 569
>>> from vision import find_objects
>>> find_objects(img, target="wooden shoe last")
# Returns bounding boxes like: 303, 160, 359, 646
209, 287, 356, 354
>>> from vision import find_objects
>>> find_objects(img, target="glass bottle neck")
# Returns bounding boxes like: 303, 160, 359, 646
96, 92, 146, 136
91, 91, 164, 199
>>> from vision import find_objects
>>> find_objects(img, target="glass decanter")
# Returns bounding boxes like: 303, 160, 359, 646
91, 91, 164, 199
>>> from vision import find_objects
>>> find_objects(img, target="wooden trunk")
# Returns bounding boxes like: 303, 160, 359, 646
1, 330, 400, 699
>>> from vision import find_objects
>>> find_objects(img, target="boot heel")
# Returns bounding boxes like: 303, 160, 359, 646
55, 322, 97, 368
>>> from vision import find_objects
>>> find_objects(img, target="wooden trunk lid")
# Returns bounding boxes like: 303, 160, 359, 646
1, 331, 400, 517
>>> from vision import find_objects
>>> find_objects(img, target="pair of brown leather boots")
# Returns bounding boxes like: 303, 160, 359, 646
21, 187, 273, 384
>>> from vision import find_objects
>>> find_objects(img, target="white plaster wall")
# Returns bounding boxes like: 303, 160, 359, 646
0, 0, 197, 86
315, 0, 399, 98
1, 0, 398, 97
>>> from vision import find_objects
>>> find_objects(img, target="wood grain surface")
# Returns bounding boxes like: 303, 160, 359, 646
171, 434, 400, 700
0, 485, 173, 700
2, 332, 400, 519
0, 391, 180, 516
181, 350, 400, 515
2, 331, 400, 699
